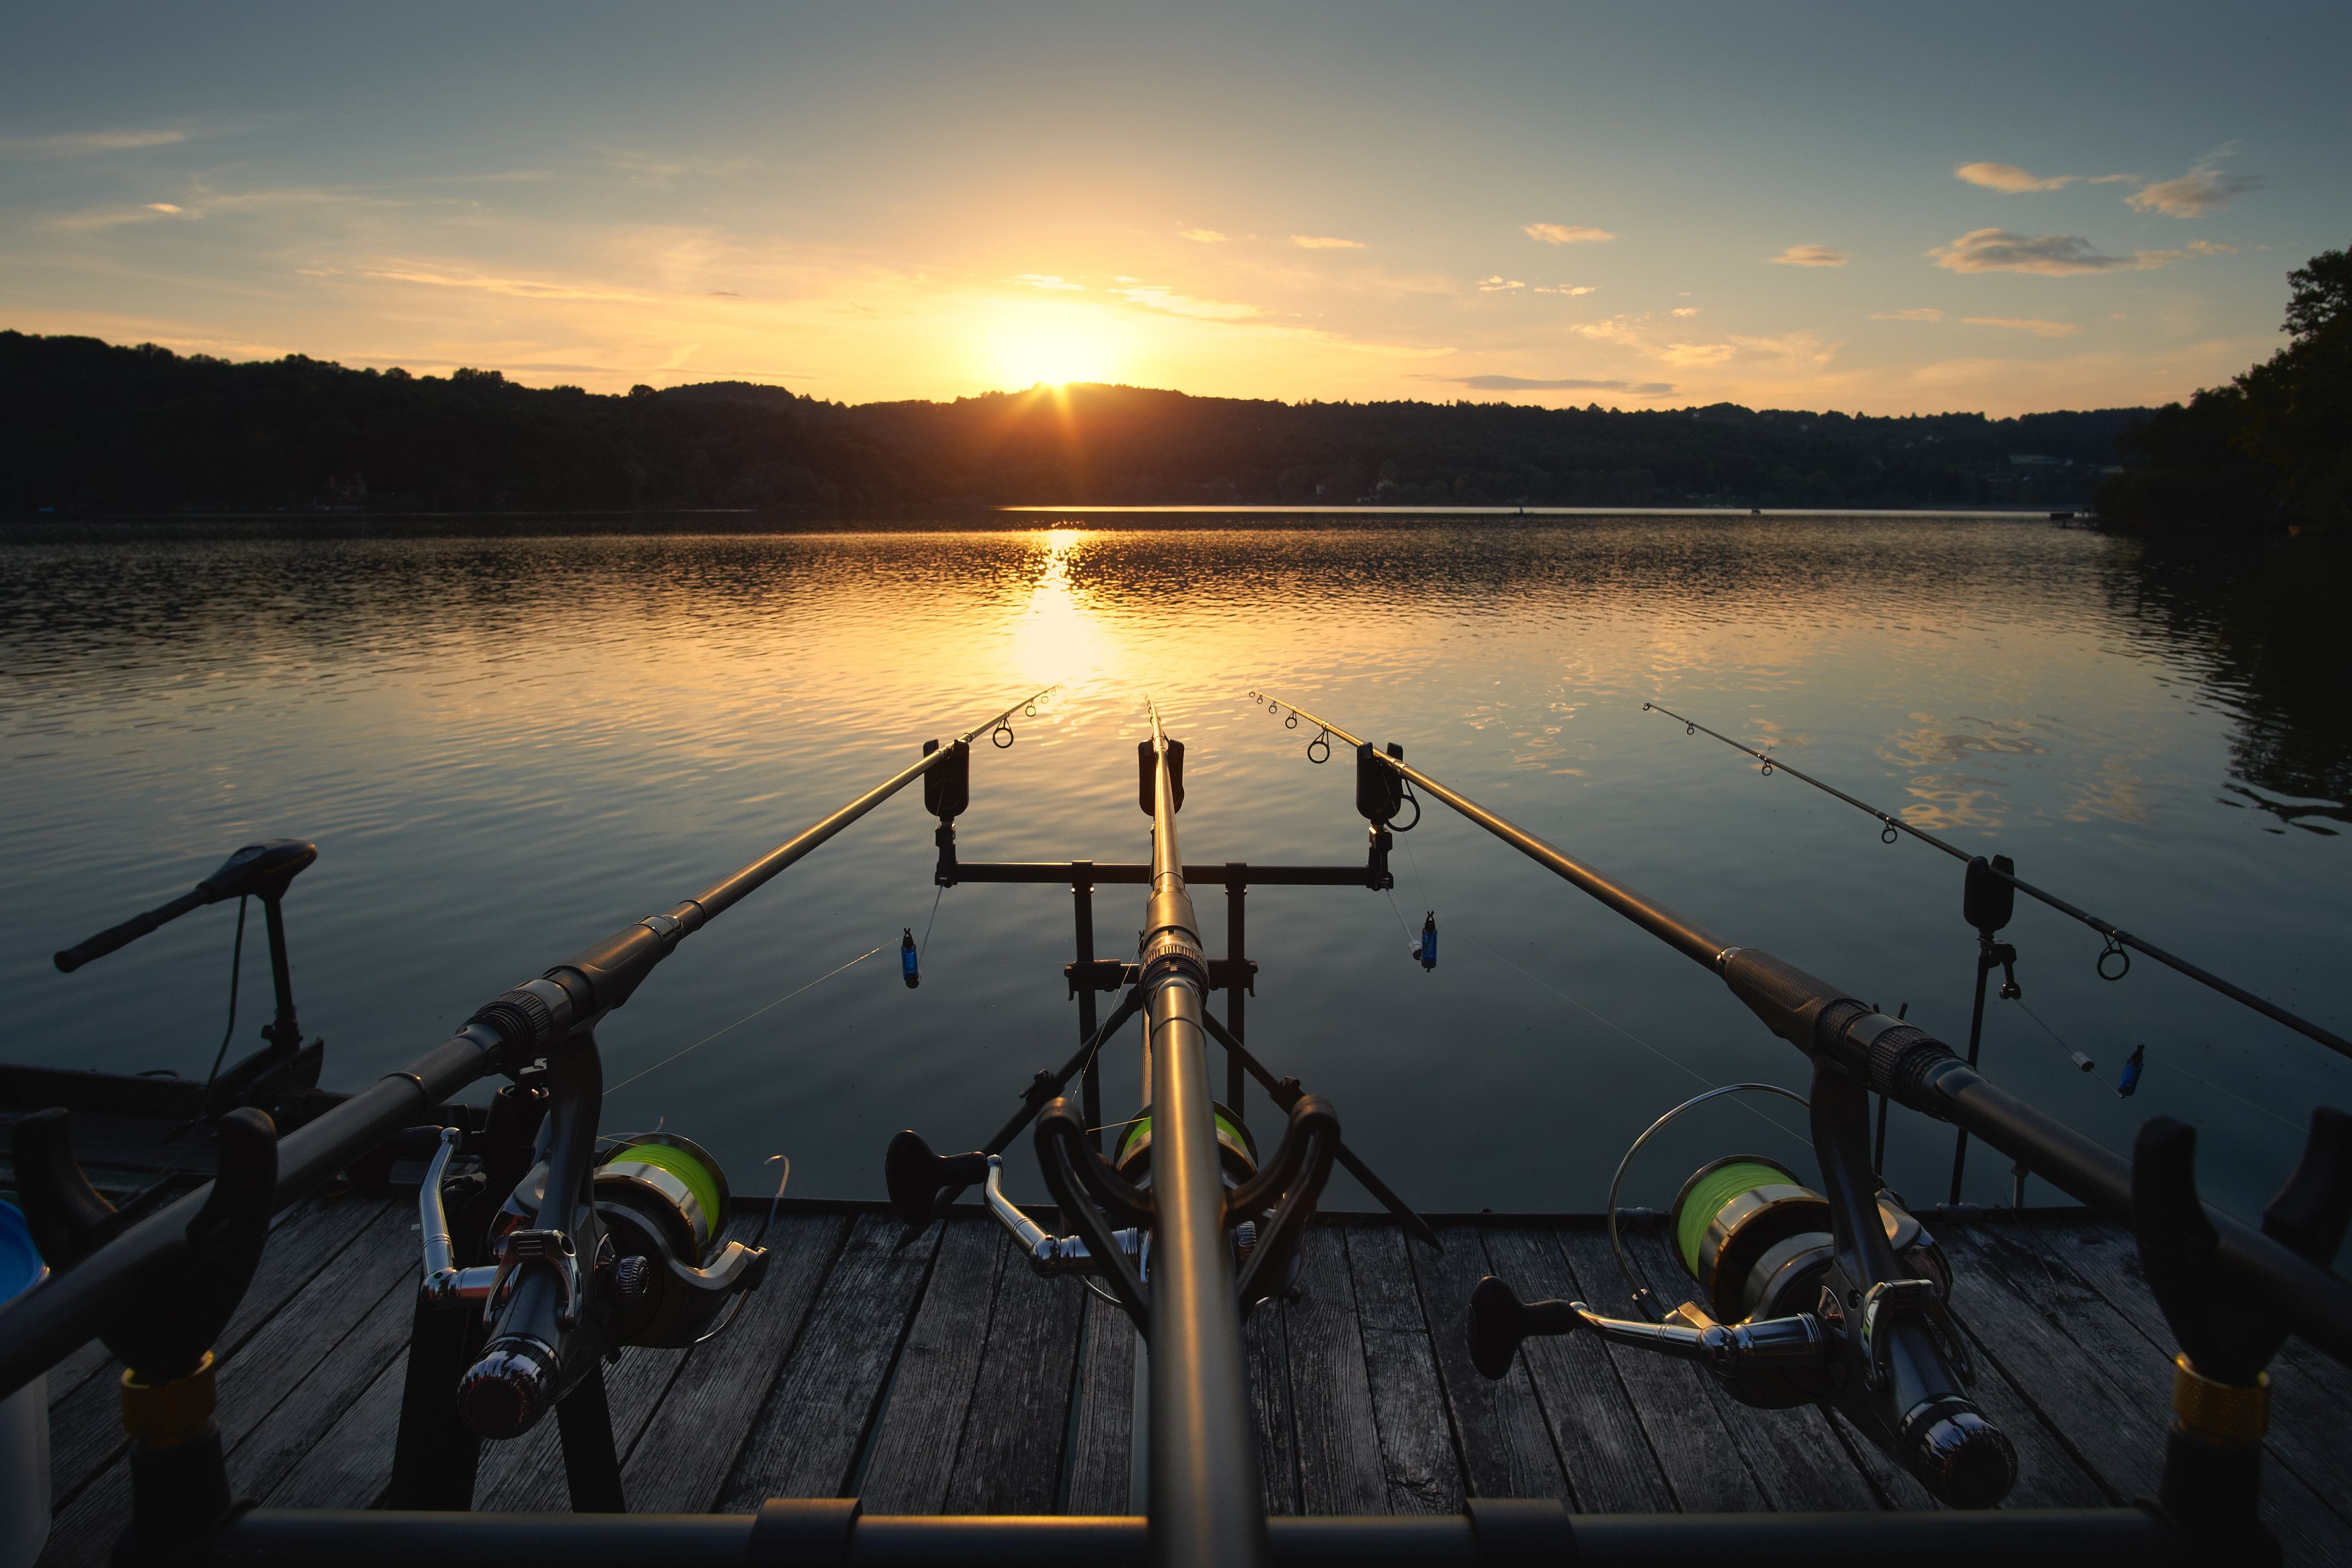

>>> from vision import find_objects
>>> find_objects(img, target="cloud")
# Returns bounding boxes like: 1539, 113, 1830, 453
1432, 375, 1676, 394
1533, 284, 1595, 295
1660, 341, 1735, 366
1111, 285, 1258, 320
1872, 307, 1943, 321
1957, 162, 2078, 193
1177, 227, 1229, 243
1928, 228, 2185, 274
1014, 273, 1085, 290
362, 267, 658, 304
1670, 306, 1699, 317
0, 127, 190, 156
1291, 234, 1365, 249
2128, 160, 2263, 218
1963, 316, 2083, 338
144, 202, 184, 214
2187, 240, 2236, 255
1769, 244, 1848, 267
1477, 276, 1525, 292
1524, 222, 1615, 245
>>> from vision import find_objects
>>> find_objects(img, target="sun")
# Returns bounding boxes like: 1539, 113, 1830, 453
985, 301, 1125, 389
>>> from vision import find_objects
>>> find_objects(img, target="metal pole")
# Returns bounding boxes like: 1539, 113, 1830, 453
1948, 941, 1994, 1206
207, 1504, 2193, 1565
1142, 705, 1269, 1568
258, 893, 301, 1050
1225, 865, 1247, 1116
1074, 863, 1102, 1157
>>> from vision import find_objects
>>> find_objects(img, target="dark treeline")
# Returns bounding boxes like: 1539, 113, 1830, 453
2, 329, 2144, 515
2097, 247, 2350, 531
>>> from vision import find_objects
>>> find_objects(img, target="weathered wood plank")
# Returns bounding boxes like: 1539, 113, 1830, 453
942, 1241, 1086, 1513
1954, 1218, 2350, 1561
855, 1218, 1004, 1514
1551, 1225, 1765, 1511
226, 1265, 420, 1502
1344, 1225, 1462, 1514
624, 1210, 850, 1512
1244, 1299, 1298, 1515
1282, 1226, 1385, 1514
45, 1192, 391, 1514
715, 1213, 924, 1508
1410, 1225, 1566, 1502
1479, 1226, 1672, 1513
1065, 1292, 1138, 1515
2035, 1215, 2352, 1534
256, 1348, 409, 1509
1617, 1225, 1879, 1513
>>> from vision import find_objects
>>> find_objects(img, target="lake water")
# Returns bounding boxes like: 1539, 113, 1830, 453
3, 516, 2347, 1228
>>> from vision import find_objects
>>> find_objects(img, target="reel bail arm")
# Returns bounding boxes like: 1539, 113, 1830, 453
1467, 1275, 1828, 1381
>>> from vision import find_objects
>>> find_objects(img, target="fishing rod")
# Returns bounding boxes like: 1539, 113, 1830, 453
1260, 691, 2352, 1495
886, 700, 1379, 1568
1642, 700, 2352, 1063
0, 684, 1057, 1407
1134, 697, 1271, 1568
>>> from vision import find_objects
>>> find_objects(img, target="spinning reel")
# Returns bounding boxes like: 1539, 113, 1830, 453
887, 1074, 1340, 1333
404, 1086, 767, 1440
1469, 1077, 2016, 1509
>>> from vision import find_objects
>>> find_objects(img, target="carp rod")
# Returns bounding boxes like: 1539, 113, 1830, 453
1255, 691, 2352, 1367
1643, 699, 2352, 1063
0, 684, 1057, 1402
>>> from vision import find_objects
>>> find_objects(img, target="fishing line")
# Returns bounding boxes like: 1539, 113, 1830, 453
1451, 922, 1807, 1144
606, 945, 885, 1094
2008, 998, 2301, 1133
918, 883, 944, 961
2010, 998, 2097, 1072
1380, 887, 1419, 951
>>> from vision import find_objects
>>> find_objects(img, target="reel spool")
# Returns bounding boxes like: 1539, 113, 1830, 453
1114, 1103, 1297, 1303
1113, 1102, 1259, 1188
593, 1133, 765, 1347
490, 1131, 766, 1352
1670, 1155, 1946, 1327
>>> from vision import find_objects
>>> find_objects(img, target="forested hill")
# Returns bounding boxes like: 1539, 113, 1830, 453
1, 329, 2146, 514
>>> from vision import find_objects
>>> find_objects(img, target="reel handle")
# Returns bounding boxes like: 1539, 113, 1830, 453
885, 1130, 989, 1230
1466, 1275, 1581, 1379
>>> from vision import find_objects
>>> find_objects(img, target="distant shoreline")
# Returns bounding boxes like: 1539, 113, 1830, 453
0, 506, 2094, 538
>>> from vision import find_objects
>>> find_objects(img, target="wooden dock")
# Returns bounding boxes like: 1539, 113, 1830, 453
33, 1196, 2352, 1566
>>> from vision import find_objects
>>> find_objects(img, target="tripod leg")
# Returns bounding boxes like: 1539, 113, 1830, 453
383, 1296, 485, 1509
556, 1362, 625, 1513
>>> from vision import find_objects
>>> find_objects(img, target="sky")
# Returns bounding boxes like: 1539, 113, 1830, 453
3, 2, 2346, 416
